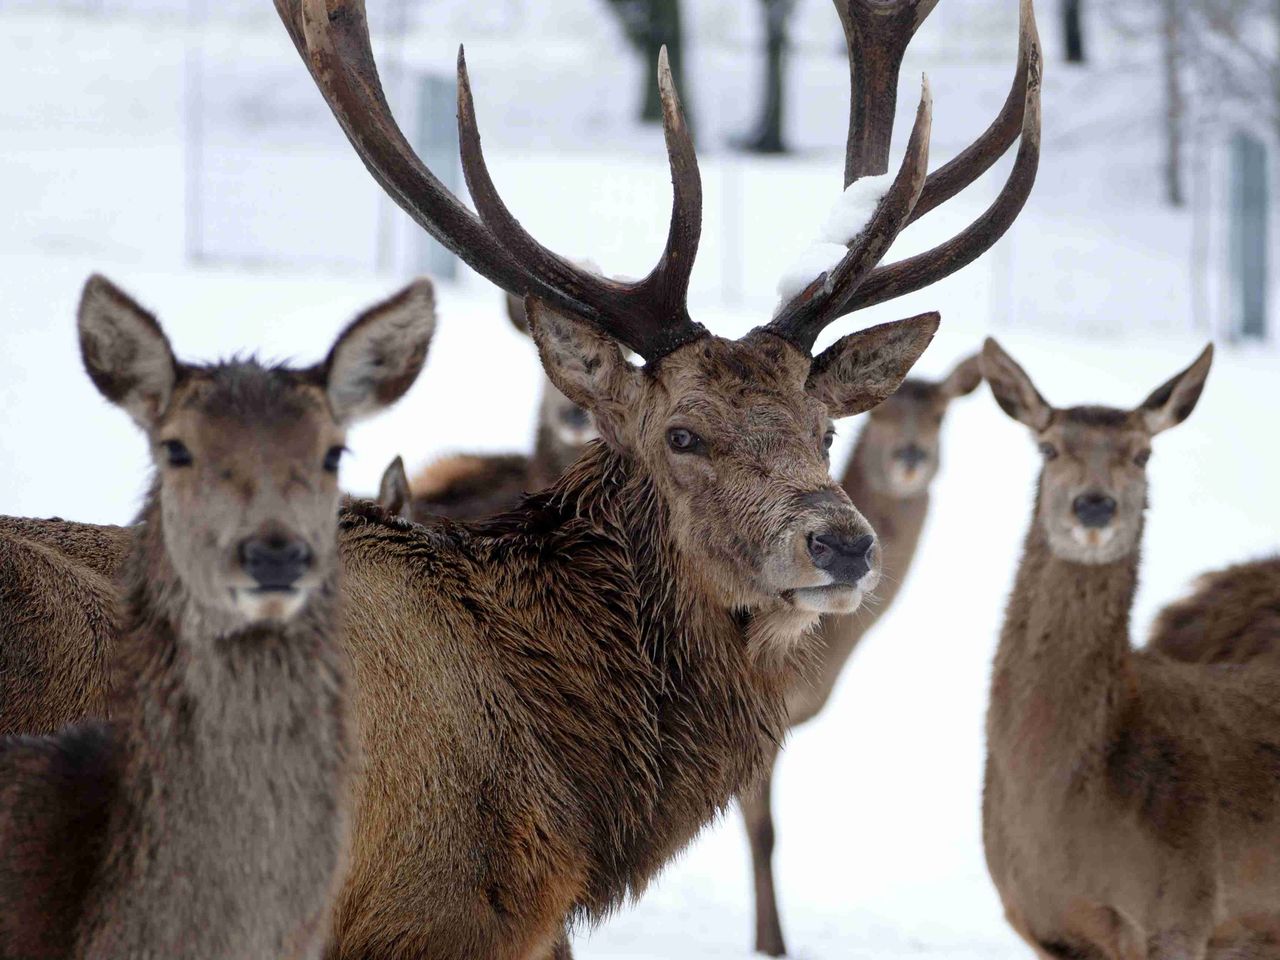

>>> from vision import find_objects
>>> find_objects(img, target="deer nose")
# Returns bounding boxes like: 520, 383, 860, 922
894, 444, 929, 469
807, 531, 876, 585
1072, 492, 1117, 529
563, 405, 591, 430
239, 535, 312, 590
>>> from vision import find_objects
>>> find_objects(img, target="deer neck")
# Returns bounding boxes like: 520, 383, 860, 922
988, 496, 1140, 781
529, 423, 582, 490
529, 445, 792, 910
97, 493, 351, 952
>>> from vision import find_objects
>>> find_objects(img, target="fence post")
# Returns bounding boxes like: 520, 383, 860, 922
414, 73, 460, 281
1228, 130, 1269, 341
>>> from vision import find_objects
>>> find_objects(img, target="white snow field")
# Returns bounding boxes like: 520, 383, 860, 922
0, 3, 1277, 959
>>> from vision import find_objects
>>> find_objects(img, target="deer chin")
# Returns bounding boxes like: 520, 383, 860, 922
231, 586, 310, 624
787, 583, 865, 615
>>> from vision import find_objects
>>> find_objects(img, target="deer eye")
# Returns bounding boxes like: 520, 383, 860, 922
1038, 442, 1059, 461
823, 429, 836, 452
323, 446, 347, 473
161, 440, 193, 468
667, 428, 706, 455
1134, 449, 1151, 467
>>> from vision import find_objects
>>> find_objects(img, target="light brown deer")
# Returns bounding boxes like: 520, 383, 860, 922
0, 273, 434, 959
1148, 556, 1280, 667
408, 292, 597, 521
0, 0, 1040, 954
981, 338, 1280, 960
742, 351, 983, 956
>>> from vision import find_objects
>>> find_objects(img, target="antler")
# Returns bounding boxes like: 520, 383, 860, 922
277, 0, 706, 361
766, 0, 1041, 352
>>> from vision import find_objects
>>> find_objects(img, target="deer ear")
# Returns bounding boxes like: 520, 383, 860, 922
526, 298, 643, 433
940, 352, 984, 399
505, 292, 530, 337
1138, 343, 1213, 435
980, 338, 1051, 431
806, 312, 939, 418
78, 274, 179, 429
378, 455, 413, 521
324, 280, 436, 425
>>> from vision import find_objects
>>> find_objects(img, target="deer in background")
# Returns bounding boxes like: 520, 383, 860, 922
408, 293, 597, 521
743, 352, 982, 957
0, 274, 434, 958
376, 455, 413, 520
981, 338, 1280, 960
1148, 556, 1280, 667
0, 0, 1040, 953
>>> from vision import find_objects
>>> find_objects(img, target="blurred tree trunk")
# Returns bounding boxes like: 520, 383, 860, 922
1163, 0, 1185, 206
604, 0, 691, 126
1063, 0, 1086, 62
736, 0, 795, 154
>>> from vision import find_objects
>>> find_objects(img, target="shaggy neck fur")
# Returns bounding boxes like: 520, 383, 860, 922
80, 489, 352, 959
988, 490, 1141, 785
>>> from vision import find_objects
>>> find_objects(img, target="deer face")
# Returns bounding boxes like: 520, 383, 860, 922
982, 339, 1213, 565
530, 302, 938, 637
860, 354, 982, 498
78, 275, 435, 625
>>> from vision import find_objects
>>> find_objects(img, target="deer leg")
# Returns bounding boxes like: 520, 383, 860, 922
740, 747, 787, 957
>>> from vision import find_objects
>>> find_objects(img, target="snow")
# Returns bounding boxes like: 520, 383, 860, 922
775, 242, 849, 304
817, 173, 897, 245
0, 4, 1277, 960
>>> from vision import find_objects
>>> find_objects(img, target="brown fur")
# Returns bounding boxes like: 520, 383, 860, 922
0, 313, 937, 959
981, 340, 1280, 959
739, 355, 982, 956
1148, 556, 1280, 667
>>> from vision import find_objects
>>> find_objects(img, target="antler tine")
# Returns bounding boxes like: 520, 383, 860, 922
290, 0, 538, 302
908, 0, 1037, 223
836, 0, 941, 184
458, 46, 707, 360
839, 24, 1042, 315
766, 79, 933, 353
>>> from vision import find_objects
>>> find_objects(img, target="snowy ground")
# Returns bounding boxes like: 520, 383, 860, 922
1, 4, 1278, 959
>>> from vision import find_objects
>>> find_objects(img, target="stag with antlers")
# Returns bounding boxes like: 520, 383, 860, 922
0, 0, 1039, 955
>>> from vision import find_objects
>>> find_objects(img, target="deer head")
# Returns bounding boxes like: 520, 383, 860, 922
505, 291, 598, 455
981, 338, 1213, 565
275, 0, 1040, 627
858, 353, 983, 498
78, 274, 435, 623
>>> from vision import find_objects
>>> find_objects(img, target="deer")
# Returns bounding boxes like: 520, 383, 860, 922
742, 351, 983, 956
1147, 556, 1280, 667
0, 0, 1040, 955
0, 273, 435, 959
980, 337, 1280, 960
376, 454, 414, 520
407, 292, 597, 521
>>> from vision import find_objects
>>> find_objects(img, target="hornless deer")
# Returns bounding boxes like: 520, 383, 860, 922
1148, 556, 1280, 667
407, 292, 597, 521
742, 352, 983, 957
981, 338, 1280, 960
0, 274, 434, 958
0, 0, 1040, 954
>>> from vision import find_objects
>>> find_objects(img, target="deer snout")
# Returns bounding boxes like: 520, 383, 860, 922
1072, 491, 1117, 529
807, 531, 876, 586
239, 534, 312, 591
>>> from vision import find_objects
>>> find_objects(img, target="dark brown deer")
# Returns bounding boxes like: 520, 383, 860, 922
1148, 556, 1280, 667
407, 292, 597, 521
0, 274, 434, 959
0, 0, 1040, 954
981, 338, 1280, 960
742, 351, 982, 956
